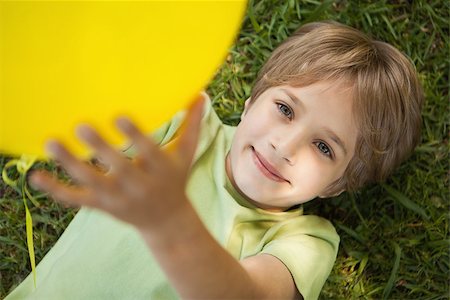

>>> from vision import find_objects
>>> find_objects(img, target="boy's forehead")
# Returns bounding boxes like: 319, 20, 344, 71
270, 81, 354, 102
291, 78, 354, 93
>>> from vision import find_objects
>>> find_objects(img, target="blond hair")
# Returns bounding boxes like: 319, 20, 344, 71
250, 21, 424, 195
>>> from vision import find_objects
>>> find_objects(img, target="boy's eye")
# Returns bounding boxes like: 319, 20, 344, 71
315, 141, 333, 159
277, 103, 293, 119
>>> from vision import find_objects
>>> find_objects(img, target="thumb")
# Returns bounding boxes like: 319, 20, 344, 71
173, 94, 205, 170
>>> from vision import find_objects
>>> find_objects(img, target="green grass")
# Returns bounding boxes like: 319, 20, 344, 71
1, 0, 448, 299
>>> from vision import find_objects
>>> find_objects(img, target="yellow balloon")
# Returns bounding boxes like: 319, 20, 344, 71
0, 1, 247, 159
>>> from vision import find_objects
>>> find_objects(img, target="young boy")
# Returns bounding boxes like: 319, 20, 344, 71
7, 21, 423, 300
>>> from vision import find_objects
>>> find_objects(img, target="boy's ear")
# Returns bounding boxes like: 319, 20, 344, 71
242, 98, 252, 116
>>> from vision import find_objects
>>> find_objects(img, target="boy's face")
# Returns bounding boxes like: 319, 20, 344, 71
226, 81, 358, 211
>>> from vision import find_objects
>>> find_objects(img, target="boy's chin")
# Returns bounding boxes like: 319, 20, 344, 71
238, 187, 294, 211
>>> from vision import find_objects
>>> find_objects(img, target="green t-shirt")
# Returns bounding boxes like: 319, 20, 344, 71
6, 97, 339, 300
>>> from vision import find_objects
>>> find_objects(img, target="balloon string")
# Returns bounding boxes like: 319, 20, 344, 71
2, 155, 38, 288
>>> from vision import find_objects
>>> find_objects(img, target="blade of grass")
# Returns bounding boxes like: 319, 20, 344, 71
381, 184, 430, 220
382, 242, 402, 300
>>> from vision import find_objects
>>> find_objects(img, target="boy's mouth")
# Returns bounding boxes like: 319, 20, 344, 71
251, 146, 289, 183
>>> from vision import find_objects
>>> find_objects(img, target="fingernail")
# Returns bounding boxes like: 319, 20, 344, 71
193, 94, 204, 106
29, 172, 43, 189
75, 124, 93, 140
45, 140, 60, 155
116, 117, 132, 130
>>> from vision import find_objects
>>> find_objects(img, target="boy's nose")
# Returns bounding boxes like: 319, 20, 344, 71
270, 130, 306, 165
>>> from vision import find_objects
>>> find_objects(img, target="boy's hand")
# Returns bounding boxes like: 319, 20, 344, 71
29, 96, 205, 232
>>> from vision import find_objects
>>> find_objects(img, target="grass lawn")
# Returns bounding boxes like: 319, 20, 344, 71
1, 0, 448, 299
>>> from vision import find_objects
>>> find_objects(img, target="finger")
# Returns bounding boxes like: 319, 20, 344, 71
175, 94, 205, 169
114, 117, 164, 170
89, 156, 111, 174
76, 124, 157, 199
29, 170, 98, 208
46, 140, 110, 189
76, 124, 135, 175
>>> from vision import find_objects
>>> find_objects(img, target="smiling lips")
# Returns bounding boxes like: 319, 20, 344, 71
251, 147, 289, 183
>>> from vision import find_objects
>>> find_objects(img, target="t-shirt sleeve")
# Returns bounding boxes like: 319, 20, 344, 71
121, 92, 213, 158
260, 215, 340, 300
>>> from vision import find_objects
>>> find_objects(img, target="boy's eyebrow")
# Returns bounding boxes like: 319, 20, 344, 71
281, 88, 306, 110
323, 128, 348, 156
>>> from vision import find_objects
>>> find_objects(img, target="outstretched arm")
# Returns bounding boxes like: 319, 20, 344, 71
29, 96, 301, 300
139, 194, 301, 299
